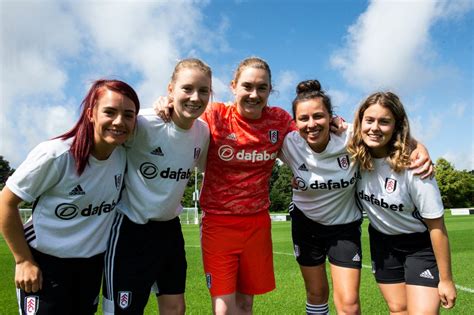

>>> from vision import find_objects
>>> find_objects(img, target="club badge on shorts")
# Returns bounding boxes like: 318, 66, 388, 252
24, 296, 39, 315
118, 291, 132, 309
337, 155, 350, 170
385, 178, 397, 194
269, 130, 279, 144
206, 273, 212, 289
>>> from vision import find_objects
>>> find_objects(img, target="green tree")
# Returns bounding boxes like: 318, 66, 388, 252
269, 163, 293, 212
435, 158, 474, 208
0, 155, 14, 190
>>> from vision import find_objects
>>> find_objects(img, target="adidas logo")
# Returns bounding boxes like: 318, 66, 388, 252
226, 133, 237, 141
420, 269, 434, 279
69, 185, 85, 196
150, 147, 164, 156
298, 163, 308, 171
352, 253, 361, 262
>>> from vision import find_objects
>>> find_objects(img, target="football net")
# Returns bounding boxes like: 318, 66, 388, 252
179, 207, 200, 224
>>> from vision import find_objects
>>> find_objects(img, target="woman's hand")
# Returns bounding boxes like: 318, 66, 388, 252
153, 96, 174, 122
409, 142, 434, 179
330, 116, 348, 135
15, 259, 42, 293
438, 279, 457, 309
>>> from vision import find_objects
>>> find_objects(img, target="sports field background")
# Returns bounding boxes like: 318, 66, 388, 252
1, 213, 472, 314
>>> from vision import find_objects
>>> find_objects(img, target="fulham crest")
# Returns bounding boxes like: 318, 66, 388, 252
194, 147, 201, 160
269, 130, 279, 144
118, 291, 132, 309
24, 296, 39, 315
337, 155, 350, 170
385, 178, 397, 194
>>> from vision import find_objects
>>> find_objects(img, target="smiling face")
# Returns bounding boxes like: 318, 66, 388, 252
295, 98, 331, 153
169, 68, 211, 129
89, 89, 137, 159
231, 67, 271, 120
361, 103, 396, 158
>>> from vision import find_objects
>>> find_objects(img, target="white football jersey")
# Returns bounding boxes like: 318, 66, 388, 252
279, 127, 362, 225
357, 158, 444, 235
118, 108, 209, 224
6, 138, 126, 258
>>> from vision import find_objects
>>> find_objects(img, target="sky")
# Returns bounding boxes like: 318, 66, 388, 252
1, 0, 473, 170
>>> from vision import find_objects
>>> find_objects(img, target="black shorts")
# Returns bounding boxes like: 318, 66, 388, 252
369, 224, 439, 287
103, 213, 187, 314
290, 207, 362, 269
17, 248, 103, 315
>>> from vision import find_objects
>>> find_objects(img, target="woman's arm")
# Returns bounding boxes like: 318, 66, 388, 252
0, 187, 42, 292
409, 140, 434, 179
424, 217, 457, 309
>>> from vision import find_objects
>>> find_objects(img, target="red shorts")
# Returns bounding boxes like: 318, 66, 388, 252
201, 211, 275, 297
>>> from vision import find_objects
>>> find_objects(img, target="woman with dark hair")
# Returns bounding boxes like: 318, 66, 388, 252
279, 80, 362, 315
0, 79, 140, 315
347, 92, 456, 314
280, 81, 434, 315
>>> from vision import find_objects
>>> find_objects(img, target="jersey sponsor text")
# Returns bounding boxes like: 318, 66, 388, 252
306, 171, 360, 191
139, 162, 191, 181
55, 200, 117, 220
218, 145, 277, 163
358, 190, 404, 212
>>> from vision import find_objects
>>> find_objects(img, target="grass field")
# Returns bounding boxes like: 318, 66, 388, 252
1, 213, 473, 314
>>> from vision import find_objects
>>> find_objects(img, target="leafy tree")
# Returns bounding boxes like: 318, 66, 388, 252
435, 158, 474, 208
269, 163, 293, 212
0, 155, 14, 190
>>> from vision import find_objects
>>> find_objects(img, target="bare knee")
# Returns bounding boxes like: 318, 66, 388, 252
334, 293, 360, 315
236, 293, 253, 314
306, 288, 329, 305
386, 301, 407, 315
158, 295, 185, 315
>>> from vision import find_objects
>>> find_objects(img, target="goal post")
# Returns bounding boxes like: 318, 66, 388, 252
180, 207, 199, 224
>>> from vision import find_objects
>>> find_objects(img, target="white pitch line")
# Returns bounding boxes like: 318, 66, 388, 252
273, 251, 474, 294
186, 247, 474, 294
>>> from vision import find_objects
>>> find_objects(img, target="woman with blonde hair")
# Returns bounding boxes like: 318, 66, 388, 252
348, 92, 457, 314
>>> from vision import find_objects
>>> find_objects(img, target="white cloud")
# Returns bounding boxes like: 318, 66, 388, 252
271, 70, 298, 109
330, 0, 473, 92
326, 88, 360, 118
410, 113, 442, 143
449, 101, 467, 117
442, 151, 474, 171
0, 0, 228, 167
211, 75, 232, 103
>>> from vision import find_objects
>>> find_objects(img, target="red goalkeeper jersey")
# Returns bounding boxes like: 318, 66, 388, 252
200, 102, 295, 215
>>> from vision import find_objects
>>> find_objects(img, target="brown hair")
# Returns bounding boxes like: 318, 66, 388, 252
292, 79, 333, 119
347, 92, 412, 172
232, 56, 272, 90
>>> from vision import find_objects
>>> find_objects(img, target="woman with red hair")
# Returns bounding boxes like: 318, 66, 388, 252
0, 79, 140, 315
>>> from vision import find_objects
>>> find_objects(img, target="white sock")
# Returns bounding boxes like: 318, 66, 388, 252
306, 302, 329, 315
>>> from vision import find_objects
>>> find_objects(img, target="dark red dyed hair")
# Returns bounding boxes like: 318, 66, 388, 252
58, 79, 140, 175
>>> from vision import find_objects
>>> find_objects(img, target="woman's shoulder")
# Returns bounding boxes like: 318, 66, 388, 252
32, 138, 72, 160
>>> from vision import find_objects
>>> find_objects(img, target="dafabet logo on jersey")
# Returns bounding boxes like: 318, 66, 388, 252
139, 162, 191, 181
54, 200, 117, 220
218, 145, 277, 163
